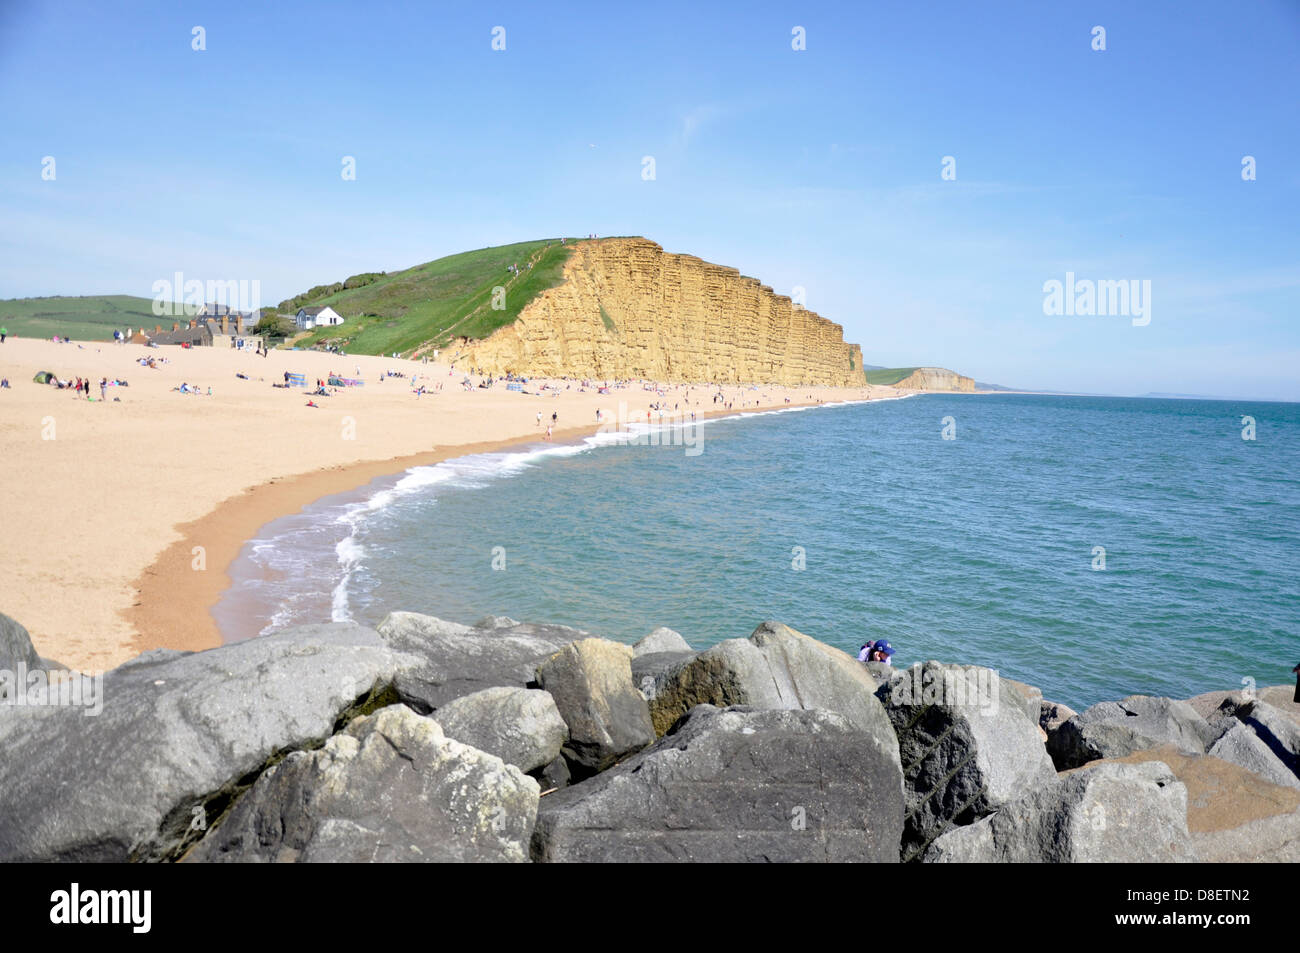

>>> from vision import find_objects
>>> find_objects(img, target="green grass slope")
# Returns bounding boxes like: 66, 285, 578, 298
287, 239, 574, 356
865, 367, 921, 386
0, 295, 162, 341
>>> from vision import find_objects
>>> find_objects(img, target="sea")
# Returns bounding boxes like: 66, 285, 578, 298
213, 394, 1300, 711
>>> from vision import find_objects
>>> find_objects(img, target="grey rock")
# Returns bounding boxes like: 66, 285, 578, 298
863, 660, 895, 688
474, 615, 520, 629
532, 705, 905, 863
186, 705, 539, 862
1186, 686, 1300, 730
115, 647, 193, 671
645, 621, 891, 739
0, 621, 419, 862
631, 650, 697, 707
1040, 700, 1079, 735
376, 611, 582, 710
1207, 723, 1300, 789
536, 756, 571, 792
1235, 700, 1300, 777
433, 686, 567, 773
881, 661, 1056, 861
535, 638, 655, 774
1048, 695, 1218, 770
925, 761, 1194, 863
1192, 808, 1300, 863
633, 627, 692, 657
1002, 678, 1044, 725
0, 612, 41, 681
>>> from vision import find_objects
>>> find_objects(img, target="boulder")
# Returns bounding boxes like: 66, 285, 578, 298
1048, 695, 1218, 770
644, 621, 889, 738
376, 612, 583, 710
1207, 723, 1300, 789
536, 756, 571, 792
1191, 808, 1300, 863
186, 705, 538, 862
532, 705, 905, 862
1186, 685, 1300, 730
631, 650, 697, 704
1234, 700, 1300, 777
1099, 745, 1300, 863
1002, 678, 1044, 724
535, 638, 655, 775
925, 761, 1194, 863
433, 686, 567, 774
0, 611, 41, 681
633, 627, 692, 657
0, 621, 419, 862
880, 661, 1057, 861
1040, 699, 1078, 735
862, 660, 895, 688
474, 615, 521, 629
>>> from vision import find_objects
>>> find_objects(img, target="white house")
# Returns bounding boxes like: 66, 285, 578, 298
295, 306, 345, 330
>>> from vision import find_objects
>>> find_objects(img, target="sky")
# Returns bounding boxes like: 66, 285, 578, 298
1, 0, 1298, 399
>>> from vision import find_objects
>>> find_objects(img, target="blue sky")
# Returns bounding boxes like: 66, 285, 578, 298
2, 0, 1298, 398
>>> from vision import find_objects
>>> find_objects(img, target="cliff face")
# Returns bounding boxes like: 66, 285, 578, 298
455, 238, 866, 386
894, 367, 975, 392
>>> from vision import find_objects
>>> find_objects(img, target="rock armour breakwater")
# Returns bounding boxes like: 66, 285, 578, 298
456, 238, 866, 386
1, 610, 1296, 863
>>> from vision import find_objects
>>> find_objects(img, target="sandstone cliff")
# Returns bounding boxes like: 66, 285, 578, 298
453, 238, 866, 386
894, 367, 976, 392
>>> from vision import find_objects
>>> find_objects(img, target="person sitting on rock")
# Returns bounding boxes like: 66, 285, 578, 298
865, 640, 896, 666
1293, 662, 1299, 703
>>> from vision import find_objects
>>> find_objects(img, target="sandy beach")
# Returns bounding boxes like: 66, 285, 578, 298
0, 336, 900, 671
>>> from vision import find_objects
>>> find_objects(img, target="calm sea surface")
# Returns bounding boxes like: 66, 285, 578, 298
215, 394, 1300, 710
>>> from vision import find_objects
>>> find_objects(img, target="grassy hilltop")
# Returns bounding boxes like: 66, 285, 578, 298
0, 240, 575, 356
286, 239, 574, 356
864, 367, 921, 386
0, 295, 161, 340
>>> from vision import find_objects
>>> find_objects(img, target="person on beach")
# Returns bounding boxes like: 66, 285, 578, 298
1293, 662, 1300, 703
545, 425, 552, 441
99, 378, 107, 401
0, 326, 7, 343
536, 411, 542, 427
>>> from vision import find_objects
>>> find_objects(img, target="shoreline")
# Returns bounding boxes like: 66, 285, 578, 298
128, 398, 874, 658
0, 336, 900, 670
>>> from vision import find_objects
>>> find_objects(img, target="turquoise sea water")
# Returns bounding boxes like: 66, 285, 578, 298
216, 394, 1300, 710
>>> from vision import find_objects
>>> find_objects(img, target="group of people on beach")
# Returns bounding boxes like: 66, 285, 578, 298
535, 408, 559, 440
61, 376, 109, 400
